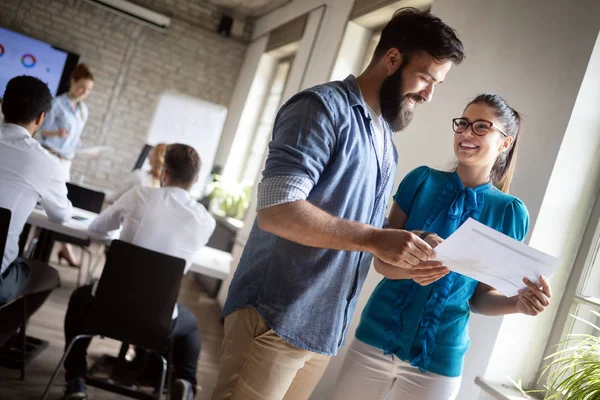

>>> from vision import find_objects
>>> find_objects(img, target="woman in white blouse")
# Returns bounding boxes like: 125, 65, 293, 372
106, 143, 168, 203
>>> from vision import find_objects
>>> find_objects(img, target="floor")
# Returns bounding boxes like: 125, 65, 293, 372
0, 245, 225, 399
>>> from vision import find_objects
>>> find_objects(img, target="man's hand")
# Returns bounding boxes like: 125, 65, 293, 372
368, 229, 435, 269
374, 257, 449, 284
516, 276, 552, 316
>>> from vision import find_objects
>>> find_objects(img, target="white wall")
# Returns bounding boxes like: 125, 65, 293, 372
314, 1, 600, 399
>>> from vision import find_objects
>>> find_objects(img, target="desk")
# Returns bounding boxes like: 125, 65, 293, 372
26, 207, 233, 281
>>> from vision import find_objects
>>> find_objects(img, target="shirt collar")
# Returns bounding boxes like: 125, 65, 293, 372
162, 186, 192, 202
1, 123, 33, 140
451, 170, 494, 192
343, 75, 371, 120
58, 93, 83, 113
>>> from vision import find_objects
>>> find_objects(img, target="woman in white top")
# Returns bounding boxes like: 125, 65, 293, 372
106, 143, 167, 203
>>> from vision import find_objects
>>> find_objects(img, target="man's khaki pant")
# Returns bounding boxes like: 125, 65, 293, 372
212, 307, 330, 400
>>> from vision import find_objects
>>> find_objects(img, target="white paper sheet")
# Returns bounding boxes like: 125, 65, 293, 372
76, 146, 109, 156
434, 218, 561, 297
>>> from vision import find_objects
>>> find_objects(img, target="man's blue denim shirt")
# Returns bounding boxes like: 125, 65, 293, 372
222, 75, 398, 356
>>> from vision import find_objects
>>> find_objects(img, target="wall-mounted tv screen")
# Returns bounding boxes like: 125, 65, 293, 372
0, 27, 80, 97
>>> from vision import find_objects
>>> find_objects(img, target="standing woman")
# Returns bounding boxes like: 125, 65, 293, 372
39, 63, 94, 267
333, 94, 553, 400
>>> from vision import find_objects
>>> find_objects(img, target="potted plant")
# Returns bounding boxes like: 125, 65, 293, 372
207, 175, 251, 221
534, 310, 600, 399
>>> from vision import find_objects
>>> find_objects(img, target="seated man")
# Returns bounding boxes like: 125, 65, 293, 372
62, 143, 216, 400
0, 76, 72, 344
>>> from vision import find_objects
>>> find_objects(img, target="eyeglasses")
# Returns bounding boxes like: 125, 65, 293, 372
452, 118, 508, 137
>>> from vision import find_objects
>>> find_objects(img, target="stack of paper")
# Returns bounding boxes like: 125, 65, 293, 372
434, 218, 561, 297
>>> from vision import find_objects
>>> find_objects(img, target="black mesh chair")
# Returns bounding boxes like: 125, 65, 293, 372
0, 208, 54, 380
41, 240, 186, 400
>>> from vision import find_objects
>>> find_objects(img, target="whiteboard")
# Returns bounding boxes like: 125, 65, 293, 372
146, 92, 228, 198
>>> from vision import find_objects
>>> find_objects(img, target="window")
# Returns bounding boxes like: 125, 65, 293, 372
239, 59, 291, 186
540, 191, 600, 385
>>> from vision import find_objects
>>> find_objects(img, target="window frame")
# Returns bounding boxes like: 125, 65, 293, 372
536, 187, 600, 388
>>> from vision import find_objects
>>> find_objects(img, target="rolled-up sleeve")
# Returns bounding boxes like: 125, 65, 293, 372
257, 91, 337, 210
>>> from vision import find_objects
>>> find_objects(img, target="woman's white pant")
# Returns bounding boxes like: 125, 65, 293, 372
332, 339, 462, 400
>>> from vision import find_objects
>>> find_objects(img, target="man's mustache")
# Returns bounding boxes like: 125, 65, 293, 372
404, 93, 425, 104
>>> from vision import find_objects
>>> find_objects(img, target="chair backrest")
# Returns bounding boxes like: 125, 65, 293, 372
66, 183, 105, 213
86, 240, 185, 351
132, 144, 153, 171
0, 208, 11, 262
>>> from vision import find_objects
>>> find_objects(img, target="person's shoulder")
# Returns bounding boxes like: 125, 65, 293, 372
502, 195, 529, 220
80, 101, 89, 115
283, 79, 354, 116
190, 201, 216, 224
487, 187, 527, 211
129, 185, 155, 202
29, 139, 62, 168
307, 79, 357, 107
486, 188, 530, 235
405, 166, 446, 184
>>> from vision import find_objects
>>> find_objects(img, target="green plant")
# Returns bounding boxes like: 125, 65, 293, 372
538, 310, 600, 399
208, 175, 251, 220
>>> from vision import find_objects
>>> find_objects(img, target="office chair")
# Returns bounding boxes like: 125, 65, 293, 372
0, 208, 53, 380
41, 240, 186, 400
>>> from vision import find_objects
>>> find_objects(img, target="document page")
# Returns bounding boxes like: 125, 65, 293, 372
434, 218, 560, 297
76, 146, 109, 156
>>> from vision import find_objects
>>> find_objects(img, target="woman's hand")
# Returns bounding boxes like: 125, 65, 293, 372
374, 257, 449, 285
43, 128, 69, 138
422, 233, 443, 249
516, 276, 552, 316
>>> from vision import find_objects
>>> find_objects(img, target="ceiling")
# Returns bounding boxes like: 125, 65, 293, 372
208, 0, 292, 16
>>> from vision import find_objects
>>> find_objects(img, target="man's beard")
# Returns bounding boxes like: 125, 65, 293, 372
379, 64, 424, 133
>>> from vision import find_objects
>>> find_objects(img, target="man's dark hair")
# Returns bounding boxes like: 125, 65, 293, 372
1, 76, 53, 125
373, 8, 465, 64
164, 143, 201, 187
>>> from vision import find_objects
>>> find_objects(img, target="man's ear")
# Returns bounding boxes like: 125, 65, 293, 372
36, 112, 45, 126
193, 174, 199, 185
160, 168, 168, 186
384, 48, 404, 76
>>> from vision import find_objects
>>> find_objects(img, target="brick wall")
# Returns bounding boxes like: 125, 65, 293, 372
0, 0, 248, 190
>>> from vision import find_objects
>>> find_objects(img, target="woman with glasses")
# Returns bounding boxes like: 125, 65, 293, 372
332, 94, 552, 400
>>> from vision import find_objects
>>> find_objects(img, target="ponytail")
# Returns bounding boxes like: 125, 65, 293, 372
148, 143, 167, 185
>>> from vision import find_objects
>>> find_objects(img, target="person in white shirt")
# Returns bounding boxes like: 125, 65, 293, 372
0, 76, 73, 344
105, 142, 168, 204
61, 144, 216, 400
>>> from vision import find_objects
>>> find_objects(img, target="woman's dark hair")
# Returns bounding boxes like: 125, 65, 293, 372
373, 8, 465, 65
467, 94, 522, 193
1, 75, 53, 125
164, 143, 201, 187
71, 63, 94, 82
